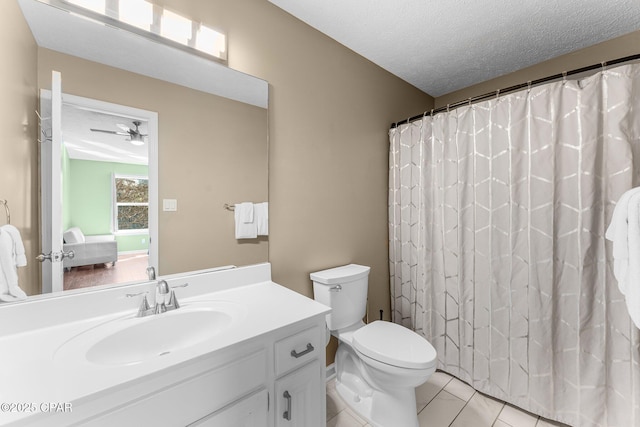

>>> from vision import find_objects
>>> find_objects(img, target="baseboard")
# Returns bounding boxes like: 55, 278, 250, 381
117, 250, 148, 255
326, 363, 336, 382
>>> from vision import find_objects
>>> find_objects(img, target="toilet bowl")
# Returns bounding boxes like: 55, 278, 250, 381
311, 264, 437, 427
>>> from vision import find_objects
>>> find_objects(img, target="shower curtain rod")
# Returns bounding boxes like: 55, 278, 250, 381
390, 53, 640, 129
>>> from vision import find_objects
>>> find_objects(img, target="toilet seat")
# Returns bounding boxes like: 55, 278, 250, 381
352, 321, 437, 370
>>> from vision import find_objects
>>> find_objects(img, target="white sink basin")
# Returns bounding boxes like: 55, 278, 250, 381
54, 301, 245, 366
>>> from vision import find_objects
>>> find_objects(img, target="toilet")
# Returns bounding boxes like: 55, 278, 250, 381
311, 264, 437, 427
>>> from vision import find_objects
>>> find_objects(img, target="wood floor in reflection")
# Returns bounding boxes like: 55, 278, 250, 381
63, 253, 149, 291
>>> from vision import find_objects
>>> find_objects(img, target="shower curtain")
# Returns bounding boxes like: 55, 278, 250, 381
389, 63, 640, 427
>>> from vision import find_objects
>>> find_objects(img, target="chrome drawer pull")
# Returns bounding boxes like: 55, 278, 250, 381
283, 391, 292, 420
290, 343, 314, 358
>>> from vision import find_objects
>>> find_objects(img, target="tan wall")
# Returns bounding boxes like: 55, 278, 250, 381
158, 0, 433, 321
37, 49, 269, 276
156, 0, 434, 364
0, 1, 39, 296
436, 30, 640, 108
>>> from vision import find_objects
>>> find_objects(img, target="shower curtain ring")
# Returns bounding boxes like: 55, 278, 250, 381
527, 81, 532, 92
430, 108, 434, 117
562, 71, 567, 84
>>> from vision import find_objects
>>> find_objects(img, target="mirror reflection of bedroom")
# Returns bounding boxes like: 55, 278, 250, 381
61, 105, 150, 291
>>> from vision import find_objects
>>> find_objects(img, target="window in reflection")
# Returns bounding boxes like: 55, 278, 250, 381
114, 176, 149, 231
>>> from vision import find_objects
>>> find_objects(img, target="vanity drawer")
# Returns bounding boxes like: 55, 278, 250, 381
274, 325, 321, 376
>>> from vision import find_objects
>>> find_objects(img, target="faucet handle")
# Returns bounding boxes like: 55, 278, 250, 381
167, 290, 180, 310
171, 282, 189, 289
137, 295, 151, 317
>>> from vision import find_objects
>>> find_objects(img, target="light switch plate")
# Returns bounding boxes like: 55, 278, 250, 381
163, 199, 177, 211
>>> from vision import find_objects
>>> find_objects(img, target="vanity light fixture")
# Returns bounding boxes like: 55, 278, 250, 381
54, 0, 227, 62
161, 9, 192, 45
66, 0, 104, 14
118, 0, 153, 32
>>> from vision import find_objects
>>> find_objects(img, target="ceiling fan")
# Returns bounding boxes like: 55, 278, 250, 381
90, 120, 147, 146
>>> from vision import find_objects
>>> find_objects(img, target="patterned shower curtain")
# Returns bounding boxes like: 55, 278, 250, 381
389, 63, 640, 427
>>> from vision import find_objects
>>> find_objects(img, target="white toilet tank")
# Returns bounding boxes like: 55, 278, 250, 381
310, 264, 370, 331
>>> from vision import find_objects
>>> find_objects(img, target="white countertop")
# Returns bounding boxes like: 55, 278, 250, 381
0, 264, 330, 425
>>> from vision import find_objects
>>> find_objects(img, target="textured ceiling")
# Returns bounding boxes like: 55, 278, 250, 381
269, 0, 640, 97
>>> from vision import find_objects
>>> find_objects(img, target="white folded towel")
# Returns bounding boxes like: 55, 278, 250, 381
255, 202, 269, 236
234, 203, 257, 239
606, 187, 640, 328
0, 229, 27, 301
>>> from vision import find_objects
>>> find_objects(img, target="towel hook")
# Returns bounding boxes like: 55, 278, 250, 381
0, 200, 10, 224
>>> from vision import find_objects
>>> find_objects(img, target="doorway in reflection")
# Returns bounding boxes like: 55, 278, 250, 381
59, 101, 155, 290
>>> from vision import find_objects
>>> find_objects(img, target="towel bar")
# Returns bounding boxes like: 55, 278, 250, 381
223, 203, 235, 211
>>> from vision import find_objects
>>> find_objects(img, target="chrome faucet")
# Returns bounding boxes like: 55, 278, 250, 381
154, 279, 170, 314
135, 280, 185, 317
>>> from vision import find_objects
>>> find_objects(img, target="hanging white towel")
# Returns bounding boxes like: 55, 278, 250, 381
237, 202, 254, 223
0, 261, 20, 302
0, 229, 26, 301
606, 187, 640, 328
255, 202, 269, 236
1, 225, 27, 267
234, 203, 257, 239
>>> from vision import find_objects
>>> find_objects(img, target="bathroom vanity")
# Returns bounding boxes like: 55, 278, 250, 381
0, 263, 329, 426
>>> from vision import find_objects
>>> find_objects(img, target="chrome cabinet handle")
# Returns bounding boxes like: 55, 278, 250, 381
283, 391, 292, 421
290, 343, 314, 358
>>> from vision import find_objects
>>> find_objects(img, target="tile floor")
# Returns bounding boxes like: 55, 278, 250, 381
326, 370, 571, 427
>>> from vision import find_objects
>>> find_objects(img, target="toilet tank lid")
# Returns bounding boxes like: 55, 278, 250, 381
310, 264, 370, 285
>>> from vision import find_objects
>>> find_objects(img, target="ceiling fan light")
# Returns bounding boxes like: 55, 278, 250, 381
130, 135, 145, 146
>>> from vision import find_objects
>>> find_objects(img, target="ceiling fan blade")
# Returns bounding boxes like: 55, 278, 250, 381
90, 128, 129, 135
116, 124, 131, 132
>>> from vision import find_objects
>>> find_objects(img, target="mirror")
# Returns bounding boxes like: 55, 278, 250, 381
0, 0, 268, 301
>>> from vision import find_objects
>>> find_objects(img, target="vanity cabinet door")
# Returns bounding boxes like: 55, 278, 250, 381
275, 359, 322, 427
189, 389, 268, 427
